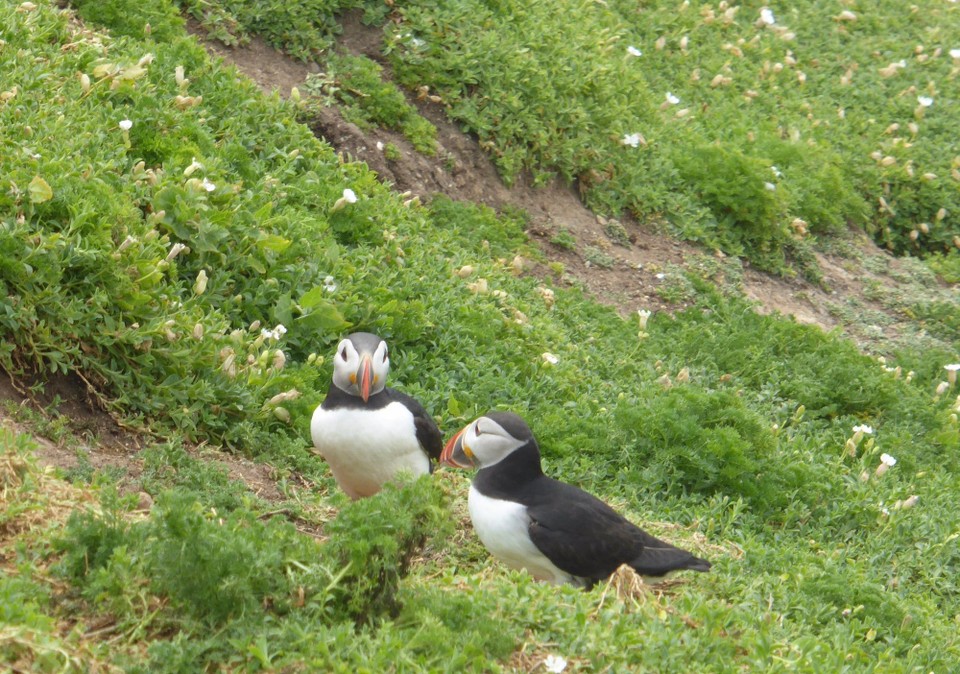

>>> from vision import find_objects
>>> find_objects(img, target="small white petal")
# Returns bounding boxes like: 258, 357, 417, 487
880, 453, 897, 466
666, 92, 680, 105
950, 49, 960, 59
542, 352, 559, 365
627, 46, 642, 57
760, 7, 776, 25
852, 424, 874, 435
764, 182, 776, 191
342, 188, 358, 203
917, 96, 934, 107
119, 119, 133, 131
544, 655, 568, 673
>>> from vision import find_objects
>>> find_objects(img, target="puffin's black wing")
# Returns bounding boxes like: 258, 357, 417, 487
525, 478, 710, 582
384, 388, 443, 463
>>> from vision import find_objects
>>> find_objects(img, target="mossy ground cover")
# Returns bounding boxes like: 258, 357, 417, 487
1, 1, 959, 671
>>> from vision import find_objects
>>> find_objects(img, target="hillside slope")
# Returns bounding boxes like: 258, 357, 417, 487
1, 1, 959, 672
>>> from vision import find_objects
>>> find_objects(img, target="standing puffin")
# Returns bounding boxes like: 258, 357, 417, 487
311, 332, 442, 499
441, 411, 711, 587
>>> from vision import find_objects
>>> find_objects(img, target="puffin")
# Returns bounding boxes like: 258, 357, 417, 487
310, 332, 442, 499
441, 411, 711, 587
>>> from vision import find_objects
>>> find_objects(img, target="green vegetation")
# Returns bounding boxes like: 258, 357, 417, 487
1, 1, 959, 672
304, 51, 438, 154
385, 0, 960, 269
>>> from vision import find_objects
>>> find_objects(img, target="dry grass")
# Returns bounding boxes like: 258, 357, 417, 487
0, 423, 122, 673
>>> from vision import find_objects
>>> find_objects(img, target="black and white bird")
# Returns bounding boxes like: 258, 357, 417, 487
441, 411, 711, 587
310, 332, 442, 499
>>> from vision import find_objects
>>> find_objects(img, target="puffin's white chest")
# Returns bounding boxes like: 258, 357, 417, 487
311, 402, 429, 499
467, 485, 572, 584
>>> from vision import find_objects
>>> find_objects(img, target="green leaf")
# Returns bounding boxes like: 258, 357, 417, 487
257, 234, 291, 253
28, 176, 53, 204
299, 285, 329, 310
296, 300, 349, 333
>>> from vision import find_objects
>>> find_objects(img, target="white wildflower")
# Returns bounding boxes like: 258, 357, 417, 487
183, 157, 203, 177
875, 453, 897, 477
759, 7, 775, 25
542, 352, 559, 366
852, 424, 874, 435
544, 655, 568, 673
622, 132, 645, 148
893, 495, 919, 510
201, 178, 216, 192
261, 324, 288, 341
323, 275, 338, 292
944, 364, 960, 386
165, 242, 187, 262
637, 309, 652, 331
917, 96, 934, 108
467, 278, 488, 294
666, 92, 680, 105
537, 286, 555, 308
331, 188, 358, 212
764, 182, 776, 191
193, 269, 208, 295
950, 49, 960, 59
627, 46, 642, 57
118, 119, 133, 131
936, 381, 950, 396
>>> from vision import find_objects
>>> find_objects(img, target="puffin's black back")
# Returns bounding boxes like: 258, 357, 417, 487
473, 436, 711, 583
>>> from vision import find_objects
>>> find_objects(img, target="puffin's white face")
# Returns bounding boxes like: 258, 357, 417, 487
331, 335, 389, 401
442, 415, 528, 469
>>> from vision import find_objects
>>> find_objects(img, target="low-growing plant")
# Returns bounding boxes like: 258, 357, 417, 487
304, 52, 437, 155
549, 228, 577, 250
322, 476, 450, 623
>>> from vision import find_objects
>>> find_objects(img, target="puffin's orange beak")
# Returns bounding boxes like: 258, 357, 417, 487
358, 355, 373, 402
440, 427, 475, 468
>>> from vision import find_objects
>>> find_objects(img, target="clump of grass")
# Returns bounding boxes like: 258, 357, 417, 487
304, 52, 437, 155
322, 476, 450, 623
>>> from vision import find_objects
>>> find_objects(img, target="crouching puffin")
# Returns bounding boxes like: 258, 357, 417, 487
441, 411, 711, 587
311, 332, 442, 499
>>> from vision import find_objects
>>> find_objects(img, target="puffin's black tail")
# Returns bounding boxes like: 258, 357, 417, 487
629, 545, 711, 577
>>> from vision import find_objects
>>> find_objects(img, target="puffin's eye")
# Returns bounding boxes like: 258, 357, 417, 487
340, 347, 348, 361
381, 349, 388, 363
474, 422, 482, 436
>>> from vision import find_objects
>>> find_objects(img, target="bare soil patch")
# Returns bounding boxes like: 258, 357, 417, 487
0, 367, 282, 502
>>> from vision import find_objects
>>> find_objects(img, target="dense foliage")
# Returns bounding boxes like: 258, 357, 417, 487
1, 1, 958, 672
151, 0, 960, 270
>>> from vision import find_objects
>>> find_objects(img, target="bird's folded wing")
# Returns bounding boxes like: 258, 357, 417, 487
526, 495, 646, 580
389, 389, 443, 461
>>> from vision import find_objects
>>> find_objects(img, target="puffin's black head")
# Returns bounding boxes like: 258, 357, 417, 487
441, 411, 538, 469
331, 332, 389, 402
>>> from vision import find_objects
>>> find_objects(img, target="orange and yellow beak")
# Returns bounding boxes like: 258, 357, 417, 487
440, 426, 476, 468
358, 354, 373, 402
